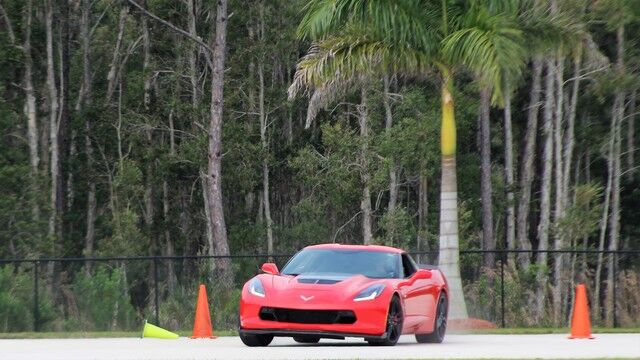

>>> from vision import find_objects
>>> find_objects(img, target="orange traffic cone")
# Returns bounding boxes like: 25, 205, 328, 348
568, 284, 594, 339
191, 284, 217, 339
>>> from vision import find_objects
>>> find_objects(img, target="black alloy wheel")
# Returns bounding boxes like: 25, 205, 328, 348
239, 331, 274, 347
367, 296, 403, 346
415, 292, 448, 344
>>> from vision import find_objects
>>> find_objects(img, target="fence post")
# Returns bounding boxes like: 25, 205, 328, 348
33, 260, 40, 332
613, 252, 617, 328
500, 253, 505, 328
153, 257, 160, 326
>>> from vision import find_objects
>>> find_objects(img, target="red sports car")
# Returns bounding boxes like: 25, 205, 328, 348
239, 244, 449, 346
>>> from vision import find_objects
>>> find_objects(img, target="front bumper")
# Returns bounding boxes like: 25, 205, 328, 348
239, 328, 388, 340
240, 293, 389, 337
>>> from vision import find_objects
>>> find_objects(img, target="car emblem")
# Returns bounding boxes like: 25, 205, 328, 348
300, 295, 314, 302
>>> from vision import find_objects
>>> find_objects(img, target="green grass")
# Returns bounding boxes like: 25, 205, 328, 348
0, 329, 238, 339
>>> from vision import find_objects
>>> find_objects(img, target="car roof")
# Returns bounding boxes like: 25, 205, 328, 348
304, 243, 403, 254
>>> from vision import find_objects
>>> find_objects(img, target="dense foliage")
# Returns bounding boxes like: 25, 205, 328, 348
0, 0, 638, 331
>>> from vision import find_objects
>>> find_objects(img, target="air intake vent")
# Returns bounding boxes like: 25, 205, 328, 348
297, 278, 341, 284
259, 307, 356, 324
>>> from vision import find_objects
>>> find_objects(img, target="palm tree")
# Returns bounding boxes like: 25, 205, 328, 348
289, 0, 533, 319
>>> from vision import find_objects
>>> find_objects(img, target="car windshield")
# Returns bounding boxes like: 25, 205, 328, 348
281, 249, 400, 279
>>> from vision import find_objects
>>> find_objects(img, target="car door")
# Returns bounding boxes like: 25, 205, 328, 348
398, 253, 426, 330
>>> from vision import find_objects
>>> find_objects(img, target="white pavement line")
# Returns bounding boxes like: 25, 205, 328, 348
0, 334, 639, 359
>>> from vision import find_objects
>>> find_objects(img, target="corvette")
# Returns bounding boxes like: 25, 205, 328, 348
239, 244, 449, 346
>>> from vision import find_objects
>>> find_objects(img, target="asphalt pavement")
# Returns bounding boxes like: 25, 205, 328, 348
1, 333, 639, 359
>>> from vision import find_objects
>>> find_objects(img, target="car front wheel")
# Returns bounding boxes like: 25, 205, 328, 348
367, 295, 403, 346
415, 292, 447, 344
293, 335, 320, 344
239, 331, 273, 347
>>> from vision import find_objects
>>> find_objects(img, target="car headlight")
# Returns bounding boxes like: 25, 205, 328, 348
248, 278, 265, 298
353, 284, 385, 302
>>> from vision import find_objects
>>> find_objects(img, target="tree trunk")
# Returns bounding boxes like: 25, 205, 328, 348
163, 180, 177, 292
604, 25, 625, 327
383, 76, 398, 214
142, 0, 152, 109
535, 58, 555, 323
22, 0, 40, 222
417, 169, 428, 263
552, 56, 565, 325
205, 0, 233, 284
258, 62, 274, 255
479, 86, 494, 267
517, 57, 543, 268
605, 91, 623, 327
105, 6, 128, 105
438, 76, 468, 319
503, 87, 515, 253
563, 55, 582, 207
45, 0, 59, 243
187, 0, 199, 108
627, 89, 636, 182
594, 114, 614, 322
79, 0, 96, 265
141, 0, 156, 255
358, 88, 373, 245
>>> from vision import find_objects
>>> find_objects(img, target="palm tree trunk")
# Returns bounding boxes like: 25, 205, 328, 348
358, 88, 372, 245
479, 86, 494, 267
535, 58, 555, 323
517, 57, 543, 268
438, 76, 467, 319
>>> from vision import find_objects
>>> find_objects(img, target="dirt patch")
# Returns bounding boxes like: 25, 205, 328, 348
448, 318, 498, 330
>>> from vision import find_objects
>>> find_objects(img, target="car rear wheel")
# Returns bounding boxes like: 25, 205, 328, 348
293, 335, 320, 344
415, 292, 447, 344
239, 331, 273, 347
367, 295, 403, 346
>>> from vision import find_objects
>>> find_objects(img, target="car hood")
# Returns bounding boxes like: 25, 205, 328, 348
257, 273, 386, 304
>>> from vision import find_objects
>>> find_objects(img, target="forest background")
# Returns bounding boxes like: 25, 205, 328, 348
0, 0, 638, 332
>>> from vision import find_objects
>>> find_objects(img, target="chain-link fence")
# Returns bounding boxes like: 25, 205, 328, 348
0, 250, 638, 333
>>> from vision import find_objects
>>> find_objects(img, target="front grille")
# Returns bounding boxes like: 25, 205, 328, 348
259, 307, 356, 324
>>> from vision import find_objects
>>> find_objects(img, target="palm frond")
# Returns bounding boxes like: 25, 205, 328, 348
288, 30, 431, 100
442, 7, 525, 104
297, 0, 440, 56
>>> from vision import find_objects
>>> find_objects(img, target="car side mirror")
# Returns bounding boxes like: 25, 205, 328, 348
261, 263, 279, 275
399, 269, 432, 287
414, 269, 432, 280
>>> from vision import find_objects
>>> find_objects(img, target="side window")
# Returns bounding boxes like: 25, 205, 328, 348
402, 253, 417, 278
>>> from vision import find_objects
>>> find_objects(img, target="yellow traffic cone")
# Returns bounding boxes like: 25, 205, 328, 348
142, 320, 179, 339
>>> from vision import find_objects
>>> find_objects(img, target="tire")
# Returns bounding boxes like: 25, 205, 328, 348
293, 335, 320, 344
239, 331, 274, 347
415, 292, 447, 344
367, 295, 403, 346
